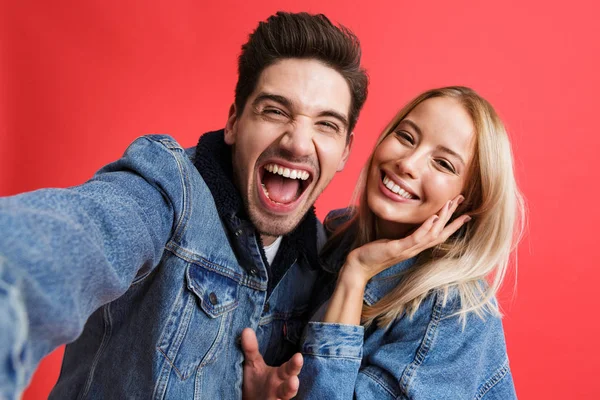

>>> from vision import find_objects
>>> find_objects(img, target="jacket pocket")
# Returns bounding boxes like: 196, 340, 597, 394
157, 261, 239, 380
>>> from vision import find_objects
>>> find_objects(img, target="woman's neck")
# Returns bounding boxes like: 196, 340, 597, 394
375, 217, 415, 240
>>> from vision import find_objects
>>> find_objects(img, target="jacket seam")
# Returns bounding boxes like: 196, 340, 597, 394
126, 135, 189, 286
301, 352, 362, 361
78, 303, 113, 399
165, 243, 267, 291
257, 307, 309, 325
361, 367, 398, 398
159, 289, 195, 380
151, 137, 191, 246
474, 357, 511, 400
398, 293, 444, 396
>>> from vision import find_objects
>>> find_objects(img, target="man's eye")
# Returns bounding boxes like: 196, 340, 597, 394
395, 131, 415, 145
264, 108, 286, 117
435, 159, 456, 173
318, 121, 339, 132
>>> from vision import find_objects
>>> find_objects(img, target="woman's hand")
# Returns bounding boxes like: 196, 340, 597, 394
322, 194, 470, 326
343, 194, 470, 287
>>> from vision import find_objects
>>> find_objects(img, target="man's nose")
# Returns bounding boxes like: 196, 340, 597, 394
279, 120, 314, 158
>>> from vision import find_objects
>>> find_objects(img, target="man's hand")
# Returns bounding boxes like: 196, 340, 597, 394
241, 328, 303, 400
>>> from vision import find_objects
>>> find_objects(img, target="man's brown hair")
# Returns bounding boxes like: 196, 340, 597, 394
235, 11, 369, 134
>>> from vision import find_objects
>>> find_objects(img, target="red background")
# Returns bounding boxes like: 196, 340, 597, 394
1, 0, 598, 398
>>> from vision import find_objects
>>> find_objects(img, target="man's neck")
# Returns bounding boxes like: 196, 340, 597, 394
261, 234, 278, 246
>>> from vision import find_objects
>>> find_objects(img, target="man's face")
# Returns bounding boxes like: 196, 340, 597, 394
225, 58, 353, 244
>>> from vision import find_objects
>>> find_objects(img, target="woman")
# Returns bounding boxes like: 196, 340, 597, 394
294, 86, 525, 399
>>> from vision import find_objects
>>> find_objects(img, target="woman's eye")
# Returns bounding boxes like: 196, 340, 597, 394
435, 159, 456, 173
395, 131, 415, 145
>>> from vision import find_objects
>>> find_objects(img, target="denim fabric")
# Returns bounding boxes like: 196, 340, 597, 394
0, 135, 321, 399
297, 210, 517, 399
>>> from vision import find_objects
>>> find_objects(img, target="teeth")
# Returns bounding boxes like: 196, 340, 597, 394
264, 163, 310, 181
382, 174, 415, 199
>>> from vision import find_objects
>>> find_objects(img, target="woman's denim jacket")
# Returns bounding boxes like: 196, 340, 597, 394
297, 210, 517, 399
0, 133, 324, 399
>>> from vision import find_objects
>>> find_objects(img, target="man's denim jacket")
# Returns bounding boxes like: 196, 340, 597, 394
0, 133, 324, 399
296, 209, 517, 399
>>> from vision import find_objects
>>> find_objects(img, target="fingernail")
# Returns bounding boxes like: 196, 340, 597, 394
448, 200, 453, 208
465, 216, 472, 222
458, 196, 465, 205
433, 216, 439, 223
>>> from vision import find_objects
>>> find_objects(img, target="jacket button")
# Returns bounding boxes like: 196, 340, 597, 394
209, 292, 218, 305
263, 302, 270, 313
249, 268, 258, 276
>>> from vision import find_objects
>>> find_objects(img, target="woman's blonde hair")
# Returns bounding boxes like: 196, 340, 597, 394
324, 86, 525, 328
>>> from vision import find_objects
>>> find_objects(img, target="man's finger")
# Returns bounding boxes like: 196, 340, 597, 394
275, 375, 300, 400
276, 352, 303, 380
241, 328, 264, 366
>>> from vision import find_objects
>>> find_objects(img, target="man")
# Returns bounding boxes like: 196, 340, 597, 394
0, 11, 368, 399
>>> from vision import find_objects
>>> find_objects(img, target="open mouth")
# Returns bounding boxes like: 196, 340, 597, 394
259, 162, 313, 208
381, 172, 419, 200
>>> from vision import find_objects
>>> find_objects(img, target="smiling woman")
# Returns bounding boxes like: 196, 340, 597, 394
293, 86, 525, 399
368, 96, 475, 238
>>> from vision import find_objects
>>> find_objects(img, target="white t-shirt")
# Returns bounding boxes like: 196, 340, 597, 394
263, 235, 283, 265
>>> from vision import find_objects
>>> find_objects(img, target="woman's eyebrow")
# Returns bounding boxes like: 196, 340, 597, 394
437, 145, 466, 165
398, 119, 422, 136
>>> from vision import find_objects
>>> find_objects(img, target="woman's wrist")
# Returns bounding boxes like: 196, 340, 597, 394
338, 260, 370, 290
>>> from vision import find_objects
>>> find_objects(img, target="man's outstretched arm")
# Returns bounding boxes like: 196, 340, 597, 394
0, 136, 182, 399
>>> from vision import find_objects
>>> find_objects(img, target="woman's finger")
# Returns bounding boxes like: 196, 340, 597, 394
428, 200, 452, 238
434, 214, 472, 245
430, 195, 464, 238
408, 213, 441, 247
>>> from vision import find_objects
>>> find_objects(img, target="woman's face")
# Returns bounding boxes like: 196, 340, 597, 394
367, 96, 476, 238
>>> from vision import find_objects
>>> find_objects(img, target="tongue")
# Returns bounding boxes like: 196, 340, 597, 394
263, 173, 301, 204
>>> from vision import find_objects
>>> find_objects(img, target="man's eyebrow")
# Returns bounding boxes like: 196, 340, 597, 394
252, 92, 349, 130
319, 111, 349, 130
399, 119, 466, 165
252, 93, 292, 109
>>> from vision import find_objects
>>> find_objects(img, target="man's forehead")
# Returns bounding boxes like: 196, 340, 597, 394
253, 59, 351, 120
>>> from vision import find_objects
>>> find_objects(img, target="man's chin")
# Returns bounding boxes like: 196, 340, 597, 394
250, 209, 307, 238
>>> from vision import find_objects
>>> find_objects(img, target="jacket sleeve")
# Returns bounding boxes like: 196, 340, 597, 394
0, 135, 184, 399
297, 295, 517, 400
296, 322, 365, 399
